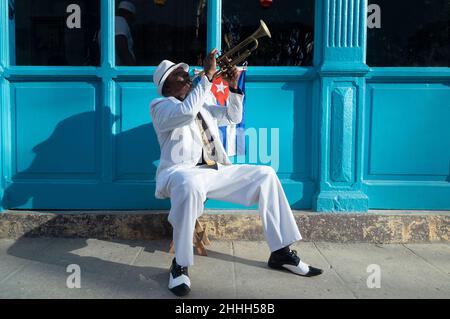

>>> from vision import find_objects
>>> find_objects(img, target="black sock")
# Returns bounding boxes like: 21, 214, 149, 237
273, 245, 290, 255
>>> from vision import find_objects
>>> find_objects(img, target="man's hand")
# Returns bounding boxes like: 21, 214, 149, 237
222, 66, 240, 89
203, 48, 218, 81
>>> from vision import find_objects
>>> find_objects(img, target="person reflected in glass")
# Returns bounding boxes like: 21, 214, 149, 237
115, 1, 136, 66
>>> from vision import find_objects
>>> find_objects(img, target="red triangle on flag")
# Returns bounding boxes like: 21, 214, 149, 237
211, 76, 230, 106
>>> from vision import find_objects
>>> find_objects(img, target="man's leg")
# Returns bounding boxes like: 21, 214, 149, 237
206, 164, 302, 252
206, 164, 322, 277
167, 168, 207, 267
165, 167, 208, 296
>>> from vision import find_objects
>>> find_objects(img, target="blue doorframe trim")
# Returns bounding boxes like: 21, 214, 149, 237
0, 0, 7, 211
7, 0, 14, 65
0, 0, 8, 69
312, 0, 370, 212
101, 0, 114, 69
367, 68, 450, 81
207, 0, 221, 53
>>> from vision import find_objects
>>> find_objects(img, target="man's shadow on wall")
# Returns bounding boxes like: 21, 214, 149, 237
1, 107, 161, 208
2, 107, 267, 296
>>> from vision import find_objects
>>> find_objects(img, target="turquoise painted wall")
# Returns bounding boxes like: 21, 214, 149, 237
0, 0, 449, 212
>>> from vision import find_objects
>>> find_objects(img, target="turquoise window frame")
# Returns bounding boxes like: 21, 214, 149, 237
0, 0, 318, 81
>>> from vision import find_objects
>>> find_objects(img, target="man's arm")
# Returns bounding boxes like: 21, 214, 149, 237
151, 76, 213, 132
204, 90, 244, 126
204, 66, 244, 126
116, 35, 136, 66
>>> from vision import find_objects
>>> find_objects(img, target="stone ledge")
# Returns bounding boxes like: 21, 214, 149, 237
0, 210, 448, 243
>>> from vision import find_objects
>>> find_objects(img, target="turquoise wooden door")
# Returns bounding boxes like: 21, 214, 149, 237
0, 0, 316, 210
363, 80, 450, 209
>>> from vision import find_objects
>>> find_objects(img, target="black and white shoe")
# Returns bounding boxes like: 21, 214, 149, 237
268, 249, 323, 277
168, 258, 191, 296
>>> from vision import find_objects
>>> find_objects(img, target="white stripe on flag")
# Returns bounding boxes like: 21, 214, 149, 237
226, 125, 237, 156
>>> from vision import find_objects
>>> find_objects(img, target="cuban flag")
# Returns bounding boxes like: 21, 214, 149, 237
210, 70, 246, 156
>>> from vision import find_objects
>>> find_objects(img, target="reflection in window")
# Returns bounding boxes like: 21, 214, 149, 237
113, 0, 207, 66
13, 0, 100, 66
367, 0, 449, 67
222, 0, 315, 66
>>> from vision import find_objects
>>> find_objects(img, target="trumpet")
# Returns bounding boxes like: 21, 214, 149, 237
193, 20, 271, 81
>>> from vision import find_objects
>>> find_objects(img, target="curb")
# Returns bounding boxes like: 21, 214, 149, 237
0, 210, 449, 243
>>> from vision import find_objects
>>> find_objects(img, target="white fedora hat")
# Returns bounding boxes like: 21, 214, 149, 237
154, 60, 189, 96
118, 1, 136, 15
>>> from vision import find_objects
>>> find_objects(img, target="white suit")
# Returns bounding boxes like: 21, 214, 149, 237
150, 76, 302, 266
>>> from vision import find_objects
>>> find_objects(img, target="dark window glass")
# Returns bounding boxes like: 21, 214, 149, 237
113, 0, 207, 66
222, 0, 315, 66
367, 0, 449, 67
13, 0, 100, 66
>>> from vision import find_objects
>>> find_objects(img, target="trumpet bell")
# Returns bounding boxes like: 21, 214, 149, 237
190, 20, 271, 81
258, 20, 272, 39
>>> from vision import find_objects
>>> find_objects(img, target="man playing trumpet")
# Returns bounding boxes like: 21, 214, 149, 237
150, 48, 323, 297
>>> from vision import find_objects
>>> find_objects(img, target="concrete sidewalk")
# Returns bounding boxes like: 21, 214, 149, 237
0, 238, 449, 299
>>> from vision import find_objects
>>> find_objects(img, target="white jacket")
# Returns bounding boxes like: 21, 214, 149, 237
150, 76, 244, 199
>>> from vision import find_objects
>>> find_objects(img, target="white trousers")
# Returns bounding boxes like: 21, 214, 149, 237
167, 163, 302, 267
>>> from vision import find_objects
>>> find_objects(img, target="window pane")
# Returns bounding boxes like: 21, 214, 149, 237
367, 0, 449, 67
114, 0, 207, 66
222, 0, 315, 66
13, 0, 100, 66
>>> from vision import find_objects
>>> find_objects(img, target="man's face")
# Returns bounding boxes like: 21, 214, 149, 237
163, 67, 193, 100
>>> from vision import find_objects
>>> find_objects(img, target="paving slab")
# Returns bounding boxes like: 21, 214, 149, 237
1, 238, 165, 298
231, 241, 355, 299
403, 243, 450, 277
0, 238, 53, 284
314, 243, 450, 299
133, 240, 236, 299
